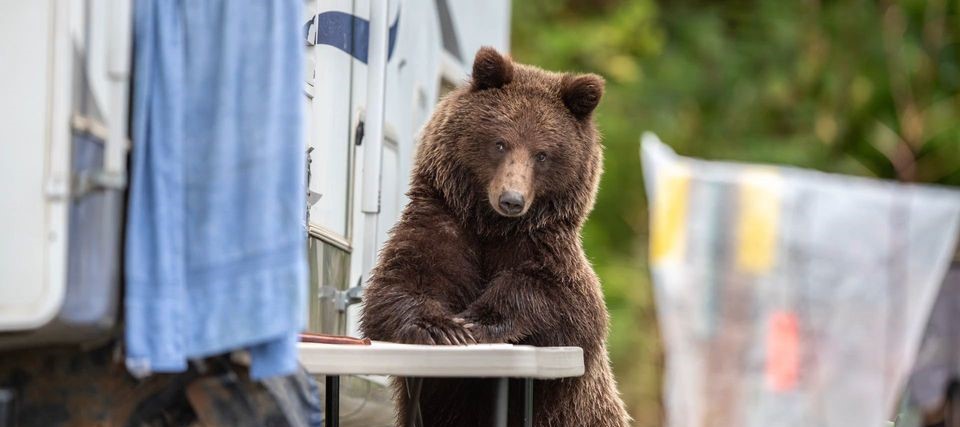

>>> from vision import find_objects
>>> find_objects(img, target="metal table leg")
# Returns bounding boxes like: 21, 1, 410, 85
495, 377, 509, 427
325, 375, 339, 427
0, 388, 12, 427
404, 377, 424, 427
523, 378, 533, 427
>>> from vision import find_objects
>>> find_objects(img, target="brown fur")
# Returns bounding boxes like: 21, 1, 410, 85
360, 47, 631, 427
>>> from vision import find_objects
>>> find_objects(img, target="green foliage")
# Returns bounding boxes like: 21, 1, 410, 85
512, 0, 960, 424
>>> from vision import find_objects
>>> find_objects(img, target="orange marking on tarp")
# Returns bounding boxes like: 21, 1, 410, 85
650, 166, 690, 264
765, 310, 800, 392
735, 169, 782, 273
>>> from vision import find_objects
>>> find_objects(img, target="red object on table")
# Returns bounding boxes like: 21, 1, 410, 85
299, 332, 371, 346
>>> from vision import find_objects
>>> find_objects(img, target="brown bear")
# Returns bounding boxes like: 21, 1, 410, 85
360, 47, 631, 427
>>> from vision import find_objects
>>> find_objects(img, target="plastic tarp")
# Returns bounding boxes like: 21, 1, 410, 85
641, 133, 960, 427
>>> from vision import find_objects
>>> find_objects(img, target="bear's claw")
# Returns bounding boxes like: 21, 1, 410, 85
398, 318, 476, 346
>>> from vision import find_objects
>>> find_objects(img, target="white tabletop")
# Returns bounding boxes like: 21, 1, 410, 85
298, 341, 584, 379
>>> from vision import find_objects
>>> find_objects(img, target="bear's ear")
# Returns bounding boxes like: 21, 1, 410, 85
471, 47, 514, 91
560, 73, 605, 120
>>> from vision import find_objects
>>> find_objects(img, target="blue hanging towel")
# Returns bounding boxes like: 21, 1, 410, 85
125, 0, 306, 379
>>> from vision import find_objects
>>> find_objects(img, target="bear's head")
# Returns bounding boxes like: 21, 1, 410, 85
416, 47, 605, 233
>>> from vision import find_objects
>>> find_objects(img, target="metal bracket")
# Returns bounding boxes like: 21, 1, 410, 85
68, 114, 128, 199
72, 169, 127, 199
318, 285, 364, 313
305, 147, 322, 233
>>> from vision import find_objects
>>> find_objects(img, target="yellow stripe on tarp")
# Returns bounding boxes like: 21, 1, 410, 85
651, 166, 691, 264
736, 168, 783, 274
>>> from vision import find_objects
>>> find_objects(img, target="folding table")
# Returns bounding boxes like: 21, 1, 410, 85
298, 342, 584, 427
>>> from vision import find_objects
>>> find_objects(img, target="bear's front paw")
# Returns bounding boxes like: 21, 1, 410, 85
395, 317, 476, 346
451, 314, 502, 344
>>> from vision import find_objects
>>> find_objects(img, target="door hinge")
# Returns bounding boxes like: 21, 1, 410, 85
305, 146, 322, 207
354, 120, 365, 146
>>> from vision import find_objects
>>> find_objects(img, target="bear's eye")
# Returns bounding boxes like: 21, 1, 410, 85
536, 152, 547, 162
495, 141, 506, 152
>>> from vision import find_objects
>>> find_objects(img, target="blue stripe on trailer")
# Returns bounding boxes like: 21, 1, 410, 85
303, 9, 400, 64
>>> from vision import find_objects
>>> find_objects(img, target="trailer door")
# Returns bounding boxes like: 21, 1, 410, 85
0, 2, 72, 331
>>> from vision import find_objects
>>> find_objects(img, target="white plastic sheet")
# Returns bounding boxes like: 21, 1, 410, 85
641, 133, 960, 427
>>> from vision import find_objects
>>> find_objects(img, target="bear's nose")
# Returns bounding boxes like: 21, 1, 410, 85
498, 191, 525, 216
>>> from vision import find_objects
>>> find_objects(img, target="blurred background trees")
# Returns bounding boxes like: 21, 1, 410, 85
511, 0, 960, 424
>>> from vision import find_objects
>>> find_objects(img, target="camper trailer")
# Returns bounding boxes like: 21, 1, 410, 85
0, 1, 511, 424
